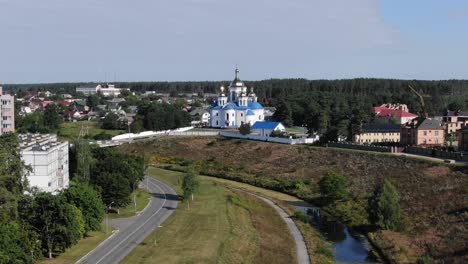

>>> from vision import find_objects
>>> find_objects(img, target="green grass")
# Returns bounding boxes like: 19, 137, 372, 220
286, 127, 307, 133
36, 224, 113, 264
58, 121, 124, 141
121, 167, 296, 264
109, 188, 151, 219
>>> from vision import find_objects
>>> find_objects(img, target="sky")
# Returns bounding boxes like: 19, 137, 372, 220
0, 0, 467, 83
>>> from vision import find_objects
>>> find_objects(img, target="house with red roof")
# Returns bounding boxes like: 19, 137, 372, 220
373, 104, 418, 125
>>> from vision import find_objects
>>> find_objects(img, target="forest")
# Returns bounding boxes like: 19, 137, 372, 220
7, 78, 468, 140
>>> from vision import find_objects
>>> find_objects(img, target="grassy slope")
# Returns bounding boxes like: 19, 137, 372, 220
121, 167, 296, 264
118, 136, 468, 263
58, 121, 124, 141
36, 224, 113, 264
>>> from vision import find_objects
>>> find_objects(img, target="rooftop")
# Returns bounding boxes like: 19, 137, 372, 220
251, 121, 282, 129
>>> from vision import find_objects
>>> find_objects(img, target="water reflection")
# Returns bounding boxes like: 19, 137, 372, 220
296, 206, 380, 263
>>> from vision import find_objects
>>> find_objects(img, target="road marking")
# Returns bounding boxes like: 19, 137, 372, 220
93, 176, 168, 264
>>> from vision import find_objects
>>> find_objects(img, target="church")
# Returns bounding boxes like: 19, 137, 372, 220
209, 68, 265, 128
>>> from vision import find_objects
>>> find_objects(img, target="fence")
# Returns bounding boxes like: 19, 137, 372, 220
327, 142, 392, 153
405, 146, 468, 161
219, 132, 319, 145
168, 131, 220, 136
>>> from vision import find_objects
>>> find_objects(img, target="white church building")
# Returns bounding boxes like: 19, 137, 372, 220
210, 68, 264, 128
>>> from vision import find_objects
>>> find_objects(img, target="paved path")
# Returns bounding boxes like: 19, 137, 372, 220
76, 176, 178, 264
232, 188, 311, 264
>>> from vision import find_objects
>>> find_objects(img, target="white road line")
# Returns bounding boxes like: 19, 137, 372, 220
93, 177, 168, 264
75, 178, 154, 264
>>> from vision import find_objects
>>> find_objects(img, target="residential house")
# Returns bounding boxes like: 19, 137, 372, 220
400, 118, 445, 146
353, 123, 401, 144
190, 108, 210, 127
373, 104, 418, 125
106, 98, 126, 111
0, 86, 15, 134
251, 121, 285, 137
439, 110, 468, 135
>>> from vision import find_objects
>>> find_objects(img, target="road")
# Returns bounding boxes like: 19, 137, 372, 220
76, 176, 178, 264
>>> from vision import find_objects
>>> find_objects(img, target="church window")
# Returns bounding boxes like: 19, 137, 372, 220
232, 113, 234, 117
216, 121, 218, 125
241, 113, 243, 117
226, 113, 229, 120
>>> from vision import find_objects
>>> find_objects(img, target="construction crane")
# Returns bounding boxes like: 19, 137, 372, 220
408, 84, 428, 120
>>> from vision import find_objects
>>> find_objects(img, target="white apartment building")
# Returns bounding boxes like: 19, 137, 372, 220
76, 84, 129, 97
19, 134, 69, 193
0, 86, 15, 134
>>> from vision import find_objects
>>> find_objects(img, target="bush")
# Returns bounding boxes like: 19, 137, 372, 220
93, 132, 113, 140
318, 171, 349, 204
239, 123, 251, 135
293, 210, 308, 223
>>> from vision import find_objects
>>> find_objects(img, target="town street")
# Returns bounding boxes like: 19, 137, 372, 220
76, 176, 178, 264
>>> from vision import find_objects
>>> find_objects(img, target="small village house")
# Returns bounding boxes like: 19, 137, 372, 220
400, 118, 445, 147
251, 121, 285, 137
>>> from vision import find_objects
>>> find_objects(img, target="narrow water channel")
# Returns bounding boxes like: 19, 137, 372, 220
296, 206, 380, 263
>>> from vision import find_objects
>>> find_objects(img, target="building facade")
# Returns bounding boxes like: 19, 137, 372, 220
251, 121, 285, 137
439, 110, 468, 135
400, 118, 445, 147
76, 84, 129, 97
210, 68, 264, 128
373, 104, 418, 125
0, 86, 15, 134
353, 124, 401, 144
19, 134, 69, 193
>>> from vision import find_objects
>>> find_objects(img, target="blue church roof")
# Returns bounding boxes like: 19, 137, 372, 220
251, 121, 282, 129
223, 103, 236, 110
246, 109, 255, 116
247, 101, 263, 109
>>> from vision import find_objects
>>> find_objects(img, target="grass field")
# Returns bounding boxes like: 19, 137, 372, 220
58, 121, 124, 141
121, 167, 296, 264
150, 167, 333, 263
36, 224, 113, 264
108, 188, 151, 219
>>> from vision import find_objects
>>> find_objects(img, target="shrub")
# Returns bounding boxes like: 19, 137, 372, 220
239, 123, 251, 135
318, 171, 349, 204
368, 179, 401, 230
293, 210, 308, 223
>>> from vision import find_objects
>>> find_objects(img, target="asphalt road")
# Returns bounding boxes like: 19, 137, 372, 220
76, 176, 178, 264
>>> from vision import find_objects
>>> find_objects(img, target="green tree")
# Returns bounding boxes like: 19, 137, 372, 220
94, 172, 131, 207
182, 168, 199, 209
318, 171, 349, 204
0, 133, 26, 223
273, 99, 293, 126
64, 183, 105, 234
239, 123, 251, 135
101, 112, 122, 130
20, 193, 83, 258
368, 180, 401, 230
43, 104, 63, 131
0, 224, 35, 264
74, 140, 93, 182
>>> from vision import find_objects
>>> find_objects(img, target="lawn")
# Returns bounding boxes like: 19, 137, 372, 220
149, 167, 332, 263
121, 167, 296, 264
58, 121, 124, 141
36, 224, 113, 264
108, 188, 151, 219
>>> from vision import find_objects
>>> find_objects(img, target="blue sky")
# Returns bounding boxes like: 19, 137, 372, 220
0, 0, 467, 83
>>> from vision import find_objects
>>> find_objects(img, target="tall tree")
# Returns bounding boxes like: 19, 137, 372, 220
182, 168, 199, 209
64, 182, 105, 234
272, 99, 293, 126
368, 180, 401, 231
74, 140, 93, 182
43, 104, 63, 131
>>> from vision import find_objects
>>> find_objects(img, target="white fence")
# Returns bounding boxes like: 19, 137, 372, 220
220, 132, 319, 145
168, 131, 219, 136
